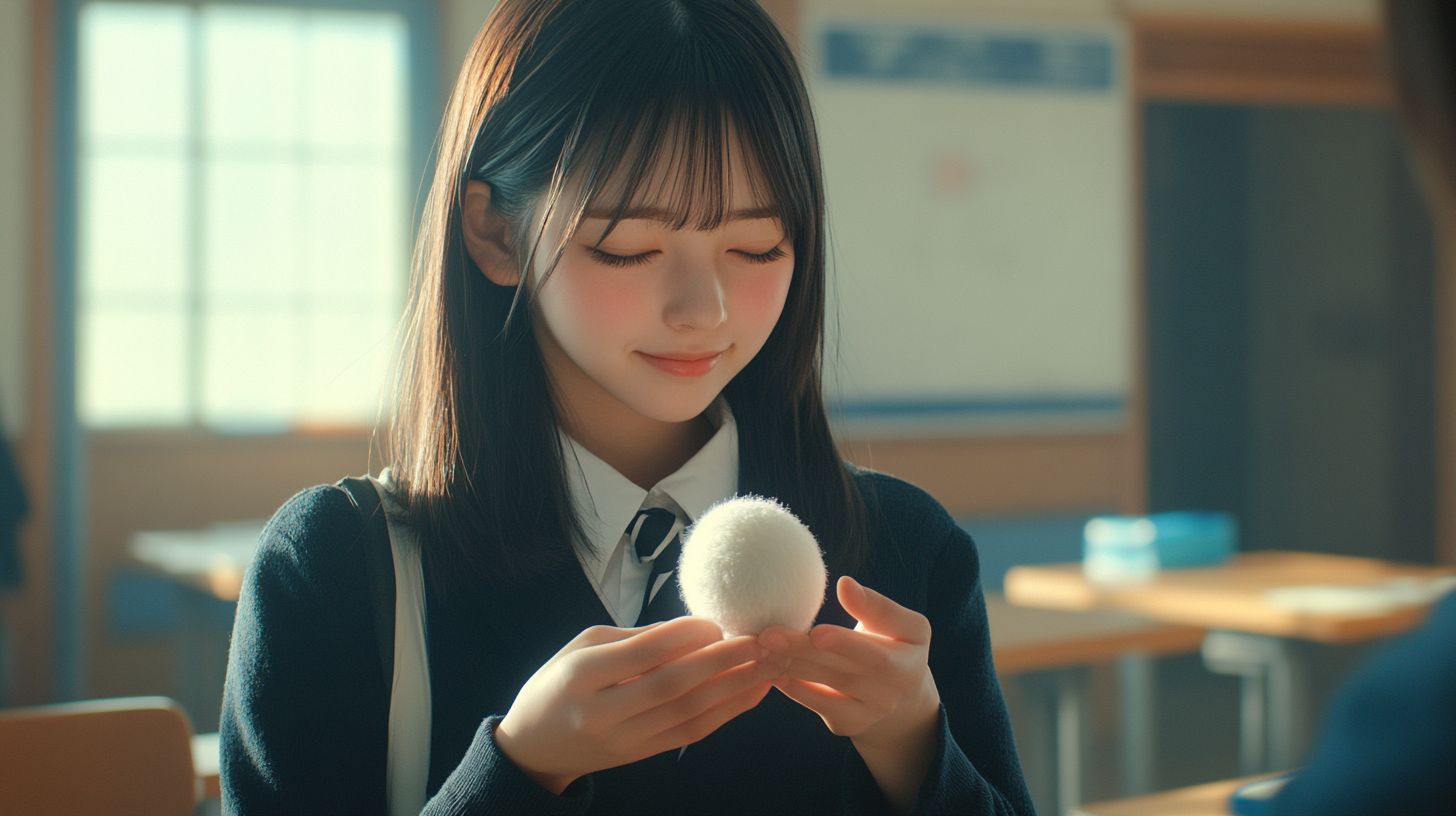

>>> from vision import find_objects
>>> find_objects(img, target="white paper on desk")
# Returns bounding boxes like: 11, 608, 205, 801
1264, 576, 1456, 616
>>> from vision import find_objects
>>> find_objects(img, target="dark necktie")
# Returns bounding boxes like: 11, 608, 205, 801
630, 507, 684, 626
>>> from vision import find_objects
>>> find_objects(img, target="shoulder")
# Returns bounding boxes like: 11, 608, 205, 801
847, 466, 972, 584
248, 484, 367, 597
849, 465, 960, 544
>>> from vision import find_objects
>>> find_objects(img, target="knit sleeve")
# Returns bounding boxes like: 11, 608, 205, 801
840, 516, 1035, 815
220, 486, 598, 816
220, 486, 392, 815
420, 716, 593, 815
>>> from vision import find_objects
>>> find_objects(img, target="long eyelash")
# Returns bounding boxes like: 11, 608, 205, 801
740, 245, 787, 264
587, 247, 654, 268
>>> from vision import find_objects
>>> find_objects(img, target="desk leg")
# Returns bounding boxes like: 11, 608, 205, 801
1016, 668, 1087, 816
1055, 670, 1085, 816
1201, 631, 1300, 774
1115, 652, 1155, 796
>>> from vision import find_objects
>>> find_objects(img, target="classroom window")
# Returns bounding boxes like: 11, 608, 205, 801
77, 1, 410, 430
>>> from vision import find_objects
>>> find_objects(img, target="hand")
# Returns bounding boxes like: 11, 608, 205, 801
494, 616, 786, 795
759, 576, 941, 814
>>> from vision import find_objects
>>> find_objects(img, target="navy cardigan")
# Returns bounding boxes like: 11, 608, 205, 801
220, 469, 1034, 815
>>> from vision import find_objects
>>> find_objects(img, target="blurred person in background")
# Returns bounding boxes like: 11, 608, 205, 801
1271, 3, 1456, 814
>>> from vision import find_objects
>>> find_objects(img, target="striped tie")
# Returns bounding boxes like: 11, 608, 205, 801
630, 507, 683, 626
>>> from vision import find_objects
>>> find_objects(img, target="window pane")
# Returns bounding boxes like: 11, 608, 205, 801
304, 12, 407, 151
301, 161, 405, 298
77, 2, 411, 430
80, 153, 188, 297
201, 305, 296, 425
297, 307, 395, 424
202, 6, 301, 148
80, 304, 188, 426
204, 157, 299, 299
80, 2, 189, 144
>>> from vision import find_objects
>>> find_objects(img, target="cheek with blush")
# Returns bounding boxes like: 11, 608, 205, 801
542, 263, 654, 354
728, 266, 794, 347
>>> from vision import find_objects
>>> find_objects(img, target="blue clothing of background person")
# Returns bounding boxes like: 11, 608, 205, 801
1271, 590, 1456, 816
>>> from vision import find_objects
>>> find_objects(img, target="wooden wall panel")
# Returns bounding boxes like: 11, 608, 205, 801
1133, 15, 1389, 106
838, 434, 1139, 517
7, 0, 55, 707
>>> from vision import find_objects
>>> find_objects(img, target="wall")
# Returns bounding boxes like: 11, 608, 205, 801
1145, 103, 1437, 563
0, 0, 30, 438
1245, 108, 1434, 561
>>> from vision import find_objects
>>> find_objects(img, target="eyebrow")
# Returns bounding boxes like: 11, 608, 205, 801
581, 205, 781, 223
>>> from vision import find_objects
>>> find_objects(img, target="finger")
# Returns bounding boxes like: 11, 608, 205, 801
580, 616, 724, 687
567, 620, 667, 650
781, 657, 881, 703
602, 635, 763, 717
758, 626, 814, 658
837, 576, 931, 644
625, 656, 780, 738
649, 680, 774, 752
763, 625, 877, 676
807, 624, 903, 676
772, 677, 876, 736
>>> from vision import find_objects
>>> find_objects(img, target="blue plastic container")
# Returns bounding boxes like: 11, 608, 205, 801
1083, 511, 1236, 584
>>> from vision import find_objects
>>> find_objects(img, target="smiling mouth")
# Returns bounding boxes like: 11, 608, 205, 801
636, 351, 725, 378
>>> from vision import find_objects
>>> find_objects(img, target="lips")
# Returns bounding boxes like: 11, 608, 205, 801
637, 350, 724, 378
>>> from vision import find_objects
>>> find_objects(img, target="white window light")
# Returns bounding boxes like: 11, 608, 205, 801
77, 2, 409, 431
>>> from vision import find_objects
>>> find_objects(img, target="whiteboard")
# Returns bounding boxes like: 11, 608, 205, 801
806, 9, 1134, 435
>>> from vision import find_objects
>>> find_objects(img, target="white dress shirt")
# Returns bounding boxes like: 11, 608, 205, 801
561, 397, 739, 627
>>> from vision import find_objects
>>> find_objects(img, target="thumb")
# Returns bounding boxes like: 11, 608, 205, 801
836, 575, 929, 643
836, 575, 878, 627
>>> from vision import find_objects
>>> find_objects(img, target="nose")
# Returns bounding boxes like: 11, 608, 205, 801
661, 253, 727, 331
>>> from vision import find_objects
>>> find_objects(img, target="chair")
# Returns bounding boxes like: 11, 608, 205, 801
0, 696, 201, 816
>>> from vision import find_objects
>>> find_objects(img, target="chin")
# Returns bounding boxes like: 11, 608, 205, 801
620, 386, 722, 425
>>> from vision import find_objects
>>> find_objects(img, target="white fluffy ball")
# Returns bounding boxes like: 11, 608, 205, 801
677, 496, 828, 637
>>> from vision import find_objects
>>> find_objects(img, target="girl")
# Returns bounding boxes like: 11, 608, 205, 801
220, 1, 1033, 814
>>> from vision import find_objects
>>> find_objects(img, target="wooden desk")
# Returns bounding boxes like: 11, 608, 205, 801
1072, 773, 1283, 816
131, 522, 265, 603
1004, 551, 1455, 644
1006, 552, 1456, 775
986, 594, 1205, 815
130, 523, 265, 732
988, 594, 1205, 673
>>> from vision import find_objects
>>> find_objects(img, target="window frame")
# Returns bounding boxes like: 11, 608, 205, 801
59, 0, 441, 437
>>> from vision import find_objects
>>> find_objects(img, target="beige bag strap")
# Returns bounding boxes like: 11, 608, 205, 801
370, 471, 432, 816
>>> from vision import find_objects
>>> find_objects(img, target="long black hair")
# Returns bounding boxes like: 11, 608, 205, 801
391, 0, 870, 593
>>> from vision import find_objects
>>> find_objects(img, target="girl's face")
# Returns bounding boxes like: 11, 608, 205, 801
526, 144, 794, 427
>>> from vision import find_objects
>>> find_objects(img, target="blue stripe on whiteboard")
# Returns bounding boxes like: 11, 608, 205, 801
823, 25, 1114, 91
833, 396, 1125, 418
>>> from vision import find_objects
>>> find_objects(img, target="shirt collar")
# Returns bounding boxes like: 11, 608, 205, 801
562, 397, 739, 562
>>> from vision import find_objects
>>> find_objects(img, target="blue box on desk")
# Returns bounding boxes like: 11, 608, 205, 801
1083, 512, 1236, 584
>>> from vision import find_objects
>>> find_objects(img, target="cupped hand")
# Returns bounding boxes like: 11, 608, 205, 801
759, 576, 941, 813
494, 616, 787, 795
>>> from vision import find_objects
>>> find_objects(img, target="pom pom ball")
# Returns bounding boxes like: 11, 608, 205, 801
677, 496, 828, 637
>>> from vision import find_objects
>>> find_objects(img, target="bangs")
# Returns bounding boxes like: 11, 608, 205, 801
572, 108, 778, 238
486, 0, 818, 286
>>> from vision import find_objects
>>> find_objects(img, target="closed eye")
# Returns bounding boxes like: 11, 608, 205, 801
734, 245, 788, 265
587, 247, 657, 268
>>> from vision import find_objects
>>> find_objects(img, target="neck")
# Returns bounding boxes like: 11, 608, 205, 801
559, 398, 716, 490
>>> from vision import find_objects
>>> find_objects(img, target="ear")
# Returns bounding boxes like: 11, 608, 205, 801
461, 180, 522, 287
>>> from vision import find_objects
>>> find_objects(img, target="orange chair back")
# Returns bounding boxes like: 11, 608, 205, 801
0, 696, 197, 816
